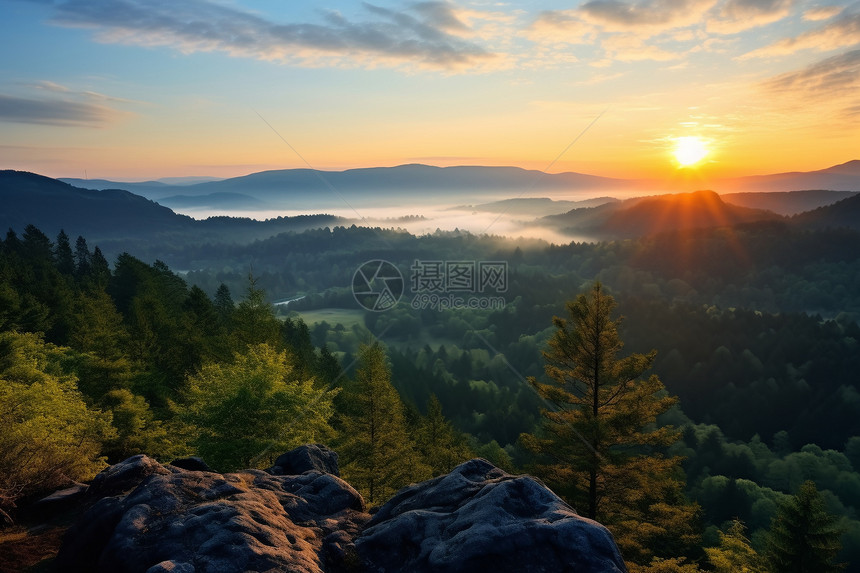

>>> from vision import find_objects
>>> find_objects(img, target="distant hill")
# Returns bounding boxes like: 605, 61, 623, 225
59, 161, 860, 211
0, 170, 341, 257
792, 193, 860, 230
63, 165, 634, 209
58, 177, 178, 199
545, 190, 782, 239
718, 160, 860, 193
172, 164, 632, 208
721, 190, 859, 216
0, 170, 191, 239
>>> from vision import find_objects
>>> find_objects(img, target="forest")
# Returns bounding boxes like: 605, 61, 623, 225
1, 218, 858, 572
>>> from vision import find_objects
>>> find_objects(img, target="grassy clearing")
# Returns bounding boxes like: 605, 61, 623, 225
293, 308, 366, 329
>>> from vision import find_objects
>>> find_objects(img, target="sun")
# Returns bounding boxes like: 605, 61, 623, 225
673, 136, 709, 167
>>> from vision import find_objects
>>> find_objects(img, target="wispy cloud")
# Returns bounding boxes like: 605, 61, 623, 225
0, 94, 118, 126
707, 0, 796, 34
43, 0, 499, 71
764, 48, 860, 94
741, 8, 860, 58
762, 49, 860, 120
578, 0, 718, 31
522, 0, 803, 65
803, 5, 844, 21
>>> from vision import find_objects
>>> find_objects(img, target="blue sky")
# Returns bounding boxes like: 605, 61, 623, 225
1, 0, 858, 180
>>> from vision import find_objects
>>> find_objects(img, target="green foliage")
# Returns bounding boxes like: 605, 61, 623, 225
520, 283, 699, 565
182, 343, 337, 472
230, 274, 281, 351
765, 480, 846, 572
100, 389, 186, 463
415, 395, 474, 477
705, 519, 768, 573
338, 344, 429, 505
0, 331, 114, 522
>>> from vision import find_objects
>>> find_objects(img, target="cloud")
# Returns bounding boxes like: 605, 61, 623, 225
0, 94, 118, 126
602, 33, 681, 60
707, 0, 796, 34
578, 0, 718, 31
43, 0, 497, 70
523, 11, 596, 44
741, 9, 860, 58
764, 48, 860, 94
28, 80, 140, 104
762, 49, 860, 119
804, 5, 844, 21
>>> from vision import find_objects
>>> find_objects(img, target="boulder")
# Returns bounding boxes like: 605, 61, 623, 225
55, 451, 628, 573
56, 457, 368, 573
169, 456, 212, 472
269, 444, 340, 476
87, 454, 173, 498
355, 458, 628, 573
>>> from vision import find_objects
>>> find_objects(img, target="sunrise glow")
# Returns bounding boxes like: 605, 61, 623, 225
673, 137, 709, 168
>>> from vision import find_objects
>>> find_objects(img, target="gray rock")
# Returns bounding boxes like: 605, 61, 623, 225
169, 456, 212, 472
56, 451, 628, 573
88, 454, 174, 498
269, 444, 340, 476
355, 458, 628, 573
56, 457, 368, 573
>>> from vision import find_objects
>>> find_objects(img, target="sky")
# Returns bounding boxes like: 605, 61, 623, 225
1, 0, 858, 181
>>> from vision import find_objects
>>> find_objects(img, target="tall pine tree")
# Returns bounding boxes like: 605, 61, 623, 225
766, 480, 845, 573
338, 344, 429, 504
520, 282, 699, 568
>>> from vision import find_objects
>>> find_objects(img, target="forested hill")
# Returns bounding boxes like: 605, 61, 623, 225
792, 192, 860, 230
0, 170, 189, 235
0, 170, 341, 251
543, 189, 783, 238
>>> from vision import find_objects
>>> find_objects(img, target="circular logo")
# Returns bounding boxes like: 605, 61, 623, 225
352, 259, 404, 312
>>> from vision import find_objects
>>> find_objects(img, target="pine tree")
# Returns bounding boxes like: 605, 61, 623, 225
214, 283, 235, 324
230, 274, 280, 351
765, 480, 845, 573
338, 344, 429, 504
416, 394, 473, 476
90, 246, 110, 288
705, 519, 767, 573
74, 235, 91, 278
54, 230, 75, 276
520, 282, 699, 566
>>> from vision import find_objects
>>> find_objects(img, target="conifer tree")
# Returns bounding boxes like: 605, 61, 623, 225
54, 230, 75, 276
705, 519, 767, 573
520, 282, 699, 566
339, 344, 429, 504
416, 394, 473, 476
765, 480, 845, 573
74, 235, 91, 278
214, 283, 235, 324
230, 274, 280, 351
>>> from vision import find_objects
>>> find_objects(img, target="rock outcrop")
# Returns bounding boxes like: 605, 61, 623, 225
269, 443, 340, 476
55, 450, 368, 573
55, 447, 627, 573
356, 458, 627, 572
